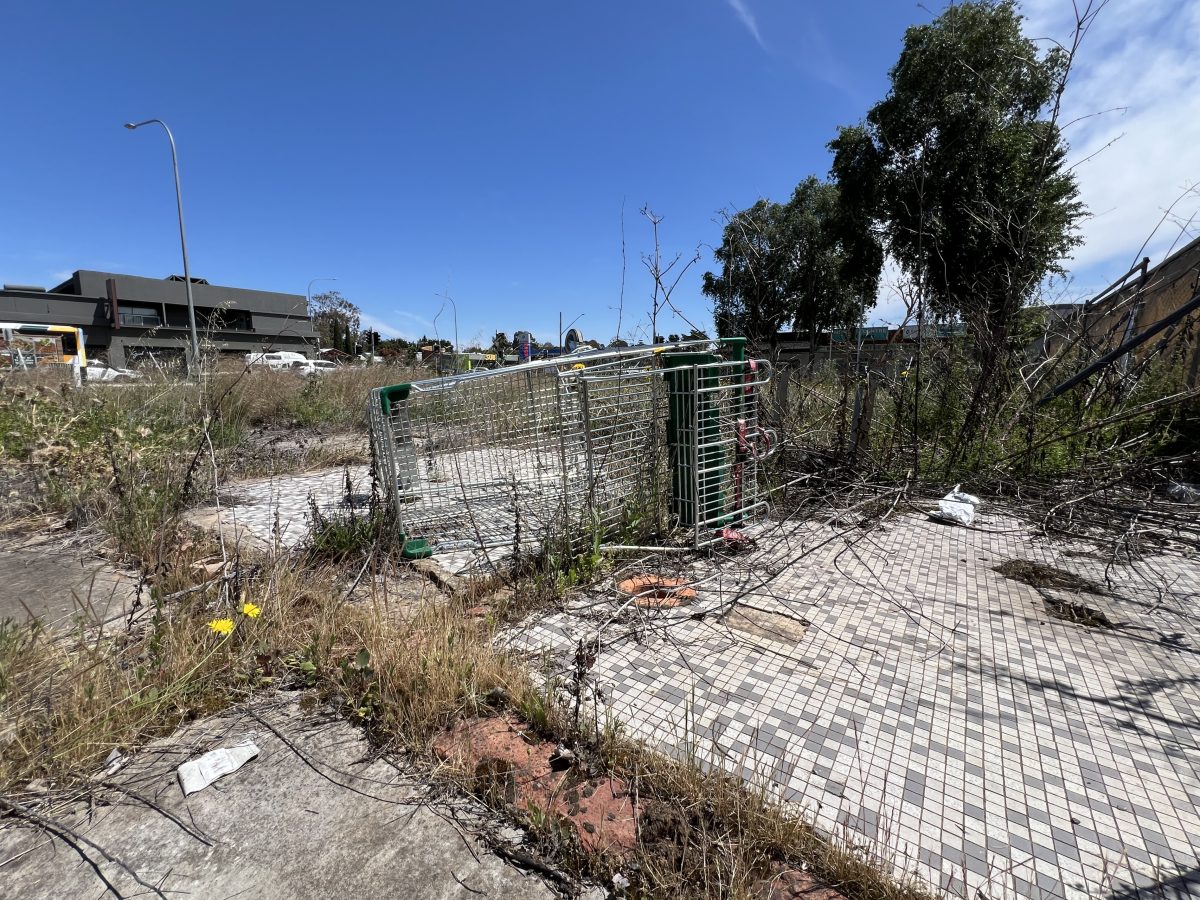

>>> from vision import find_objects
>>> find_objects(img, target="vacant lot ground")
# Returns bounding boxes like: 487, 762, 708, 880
211, 462, 1200, 898
501, 507, 1200, 899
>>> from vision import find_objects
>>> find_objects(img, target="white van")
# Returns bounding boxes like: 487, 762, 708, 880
245, 351, 309, 371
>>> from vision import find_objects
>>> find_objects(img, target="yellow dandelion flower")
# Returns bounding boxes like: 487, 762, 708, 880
207, 618, 235, 636
899, 370, 910, 378
571, 363, 586, 370
241, 602, 262, 619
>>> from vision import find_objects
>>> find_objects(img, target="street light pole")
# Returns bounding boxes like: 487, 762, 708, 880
124, 119, 200, 374
307, 277, 337, 355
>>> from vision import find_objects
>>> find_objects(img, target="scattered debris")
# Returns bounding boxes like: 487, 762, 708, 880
725, 606, 811, 646
994, 559, 1115, 628
615, 574, 697, 608
1167, 481, 1200, 503
719, 526, 756, 549
549, 743, 576, 771
934, 486, 981, 526
189, 559, 227, 576
1042, 597, 1116, 629
101, 748, 125, 777
994, 559, 1106, 595
178, 740, 261, 796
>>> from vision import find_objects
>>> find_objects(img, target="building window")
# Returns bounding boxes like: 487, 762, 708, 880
199, 308, 253, 332
119, 306, 162, 327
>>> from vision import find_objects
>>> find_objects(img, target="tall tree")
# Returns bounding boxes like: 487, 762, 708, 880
310, 290, 361, 352
830, 0, 1085, 403
329, 317, 341, 355
702, 177, 881, 352
490, 331, 511, 357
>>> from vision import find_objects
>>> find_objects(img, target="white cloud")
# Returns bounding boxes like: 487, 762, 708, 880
724, 0, 766, 50
1021, 0, 1200, 290
359, 312, 413, 340
392, 309, 436, 331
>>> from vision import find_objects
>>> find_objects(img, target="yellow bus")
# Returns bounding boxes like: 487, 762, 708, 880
0, 323, 88, 384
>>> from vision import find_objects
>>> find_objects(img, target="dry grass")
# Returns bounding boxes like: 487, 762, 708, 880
615, 747, 936, 900
0, 536, 533, 790
217, 365, 421, 429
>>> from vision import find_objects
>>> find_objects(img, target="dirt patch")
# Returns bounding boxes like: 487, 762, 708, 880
616, 574, 697, 608
994, 559, 1106, 595
433, 715, 638, 854
1042, 597, 1116, 629
752, 863, 849, 899
726, 606, 811, 645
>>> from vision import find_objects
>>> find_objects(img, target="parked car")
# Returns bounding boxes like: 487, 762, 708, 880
245, 351, 309, 371
85, 362, 142, 382
289, 359, 339, 376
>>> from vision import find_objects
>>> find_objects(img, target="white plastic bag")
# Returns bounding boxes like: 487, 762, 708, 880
937, 485, 981, 526
178, 740, 260, 795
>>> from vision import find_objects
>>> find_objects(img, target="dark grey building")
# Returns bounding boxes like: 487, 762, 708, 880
0, 270, 317, 367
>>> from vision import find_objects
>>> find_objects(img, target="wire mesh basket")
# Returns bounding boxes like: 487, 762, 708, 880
368, 340, 774, 556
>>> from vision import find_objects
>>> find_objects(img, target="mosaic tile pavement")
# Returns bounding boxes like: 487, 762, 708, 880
501, 510, 1200, 899
225, 462, 583, 581
214, 466, 1200, 897
218, 466, 374, 549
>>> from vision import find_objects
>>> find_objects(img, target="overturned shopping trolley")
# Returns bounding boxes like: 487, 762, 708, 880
367, 338, 775, 557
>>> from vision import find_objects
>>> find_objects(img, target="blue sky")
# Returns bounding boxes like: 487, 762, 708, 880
3, 1, 1195, 344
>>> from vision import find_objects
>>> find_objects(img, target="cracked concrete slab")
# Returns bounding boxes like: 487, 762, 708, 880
0, 700, 559, 899
0, 535, 138, 628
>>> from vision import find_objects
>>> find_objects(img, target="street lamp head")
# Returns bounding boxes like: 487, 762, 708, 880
123, 122, 137, 130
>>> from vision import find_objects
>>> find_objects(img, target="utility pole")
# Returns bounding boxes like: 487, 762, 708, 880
124, 119, 200, 374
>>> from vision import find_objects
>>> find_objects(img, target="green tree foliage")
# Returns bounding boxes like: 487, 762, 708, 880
360, 329, 382, 355
490, 332, 511, 357
377, 337, 416, 362
829, 0, 1084, 362
701, 177, 881, 349
310, 290, 361, 353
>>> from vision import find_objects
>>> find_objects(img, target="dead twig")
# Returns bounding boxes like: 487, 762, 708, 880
0, 795, 168, 899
